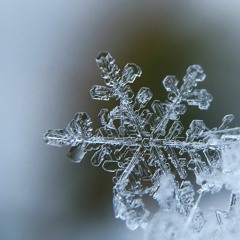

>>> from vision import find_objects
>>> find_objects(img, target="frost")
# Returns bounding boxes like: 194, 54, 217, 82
44, 52, 240, 236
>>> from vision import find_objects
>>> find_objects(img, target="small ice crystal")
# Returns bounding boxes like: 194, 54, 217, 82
44, 52, 240, 235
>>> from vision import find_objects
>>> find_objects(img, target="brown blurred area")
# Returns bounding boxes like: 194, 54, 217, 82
1, 1, 240, 239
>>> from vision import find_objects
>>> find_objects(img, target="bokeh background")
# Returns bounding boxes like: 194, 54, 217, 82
1, 1, 240, 239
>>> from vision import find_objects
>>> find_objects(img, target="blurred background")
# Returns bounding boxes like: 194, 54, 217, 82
1, 1, 240, 239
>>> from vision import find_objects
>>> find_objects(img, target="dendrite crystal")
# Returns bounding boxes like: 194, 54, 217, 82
44, 52, 240, 236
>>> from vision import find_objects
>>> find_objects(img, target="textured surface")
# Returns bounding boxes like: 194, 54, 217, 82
44, 53, 240, 234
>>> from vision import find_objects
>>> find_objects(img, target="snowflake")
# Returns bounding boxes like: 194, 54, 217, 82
44, 52, 240, 233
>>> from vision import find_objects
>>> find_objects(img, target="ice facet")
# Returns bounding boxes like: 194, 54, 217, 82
121, 63, 142, 86
135, 87, 153, 109
163, 75, 179, 96
90, 85, 114, 100
96, 52, 120, 86
185, 89, 213, 109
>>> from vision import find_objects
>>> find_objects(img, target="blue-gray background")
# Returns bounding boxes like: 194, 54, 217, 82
1, 1, 240, 239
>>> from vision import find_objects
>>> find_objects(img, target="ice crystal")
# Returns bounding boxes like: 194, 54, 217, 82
44, 52, 240, 235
